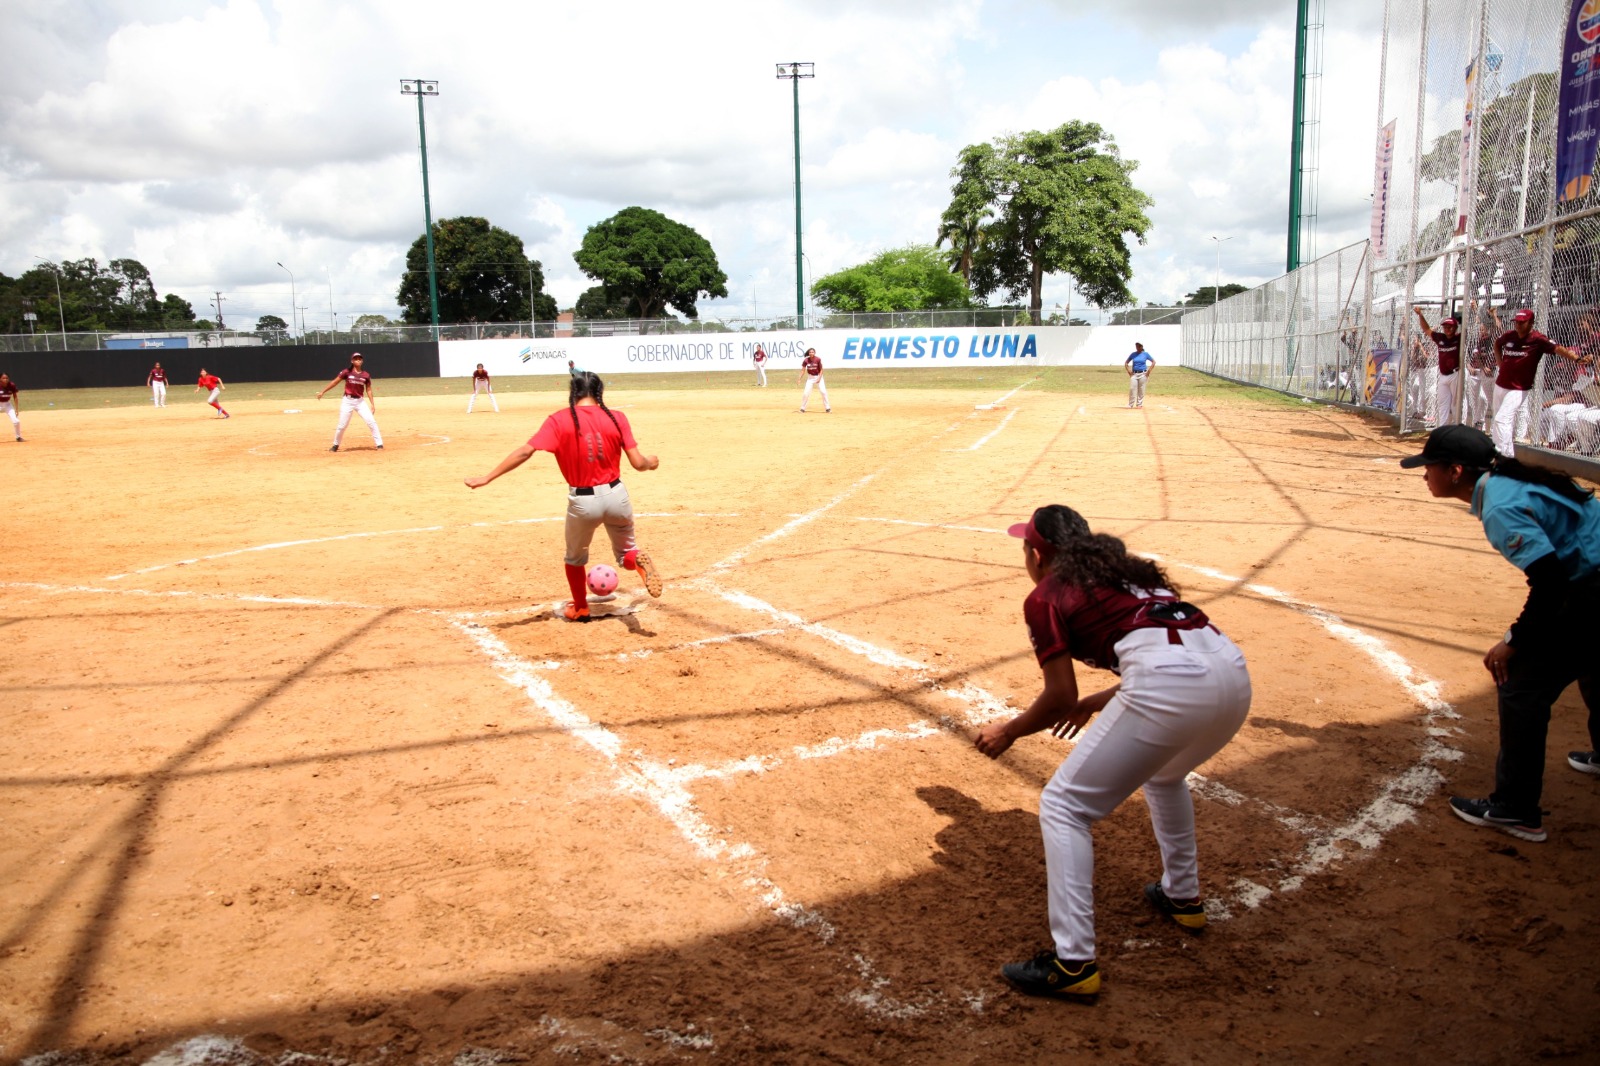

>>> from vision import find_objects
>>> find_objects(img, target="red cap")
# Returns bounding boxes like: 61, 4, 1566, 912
1441, 317, 1458, 327
1513, 309, 1534, 323
1007, 518, 1056, 563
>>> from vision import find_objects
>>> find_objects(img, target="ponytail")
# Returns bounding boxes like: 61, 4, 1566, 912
1489, 456, 1594, 503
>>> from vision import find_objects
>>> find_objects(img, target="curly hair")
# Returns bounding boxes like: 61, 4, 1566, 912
1031, 504, 1178, 595
568, 371, 623, 440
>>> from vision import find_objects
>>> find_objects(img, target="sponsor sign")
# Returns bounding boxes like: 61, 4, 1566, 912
1365, 345, 1400, 413
1372, 121, 1397, 258
1557, 0, 1600, 203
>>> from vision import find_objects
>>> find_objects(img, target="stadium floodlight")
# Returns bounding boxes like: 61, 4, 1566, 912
276, 262, 297, 339
401, 78, 442, 341
776, 62, 814, 329
33, 255, 67, 348
1209, 236, 1234, 307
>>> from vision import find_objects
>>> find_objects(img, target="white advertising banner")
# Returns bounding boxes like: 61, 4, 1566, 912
440, 324, 1179, 378
1372, 120, 1397, 258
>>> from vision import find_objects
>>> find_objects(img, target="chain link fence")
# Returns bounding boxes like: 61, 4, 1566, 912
1183, 0, 1600, 459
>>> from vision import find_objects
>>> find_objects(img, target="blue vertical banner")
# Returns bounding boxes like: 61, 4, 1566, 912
1557, 0, 1600, 203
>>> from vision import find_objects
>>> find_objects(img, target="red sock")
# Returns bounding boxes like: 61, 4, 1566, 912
621, 549, 639, 571
209, 402, 220, 411
564, 564, 589, 607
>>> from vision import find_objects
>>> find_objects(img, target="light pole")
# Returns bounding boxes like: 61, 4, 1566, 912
1209, 236, 1234, 306
776, 62, 814, 330
400, 79, 442, 341
327, 268, 336, 333
33, 256, 67, 348
276, 262, 297, 339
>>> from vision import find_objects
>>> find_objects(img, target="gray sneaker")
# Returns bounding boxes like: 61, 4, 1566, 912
1568, 751, 1600, 775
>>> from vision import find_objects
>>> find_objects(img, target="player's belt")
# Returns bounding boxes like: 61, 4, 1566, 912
571, 479, 622, 496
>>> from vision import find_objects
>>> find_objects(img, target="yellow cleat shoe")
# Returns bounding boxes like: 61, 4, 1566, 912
1001, 951, 1100, 999
1145, 882, 1207, 931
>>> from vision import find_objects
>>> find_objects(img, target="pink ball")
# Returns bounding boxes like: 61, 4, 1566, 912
587, 564, 619, 596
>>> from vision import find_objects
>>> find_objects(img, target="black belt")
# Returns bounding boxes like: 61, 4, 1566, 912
571, 479, 621, 496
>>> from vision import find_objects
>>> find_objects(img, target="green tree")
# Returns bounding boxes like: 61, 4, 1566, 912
255, 314, 289, 332
811, 245, 975, 313
573, 207, 728, 320
161, 294, 196, 329
573, 285, 634, 320
936, 144, 996, 284
948, 121, 1153, 315
351, 314, 396, 330
398, 216, 558, 325
1183, 283, 1249, 307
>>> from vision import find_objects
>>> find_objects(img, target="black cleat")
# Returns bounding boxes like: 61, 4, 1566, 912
1000, 951, 1100, 999
329, 445, 339, 452
1145, 882, 1207, 931
1569, 751, 1600, 775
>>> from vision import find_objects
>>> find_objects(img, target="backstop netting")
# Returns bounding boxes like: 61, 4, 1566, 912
1185, 0, 1600, 455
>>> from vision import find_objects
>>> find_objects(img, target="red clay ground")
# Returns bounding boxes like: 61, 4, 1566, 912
1, 382, 1595, 1064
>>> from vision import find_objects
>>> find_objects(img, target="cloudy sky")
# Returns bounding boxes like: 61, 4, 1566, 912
1, 0, 1384, 330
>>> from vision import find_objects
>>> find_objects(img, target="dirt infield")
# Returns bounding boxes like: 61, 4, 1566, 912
2, 378, 1595, 1064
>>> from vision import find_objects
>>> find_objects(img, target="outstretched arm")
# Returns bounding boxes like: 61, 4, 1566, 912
624, 445, 659, 471
464, 443, 535, 489
315, 374, 343, 399
975, 655, 1086, 758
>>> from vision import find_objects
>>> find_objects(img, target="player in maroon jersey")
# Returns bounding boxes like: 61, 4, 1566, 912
1, 373, 22, 440
146, 361, 169, 407
194, 369, 229, 418
798, 348, 830, 412
1413, 307, 1461, 425
464, 371, 662, 622
973, 505, 1252, 1000
316, 352, 383, 452
1490, 309, 1579, 456
753, 344, 768, 387
468, 363, 498, 413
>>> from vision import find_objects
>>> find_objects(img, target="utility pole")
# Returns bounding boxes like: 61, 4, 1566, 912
212, 292, 227, 331
400, 79, 442, 340
775, 62, 814, 330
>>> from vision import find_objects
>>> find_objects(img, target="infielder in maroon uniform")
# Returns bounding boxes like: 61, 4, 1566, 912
798, 348, 830, 412
753, 344, 768, 387
147, 362, 169, 407
468, 363, 498, 413
317, 353, 383, 452
194, 369, 229, 418
464, 371, 663, 622
1413, 307, 1461, 425
1, 373, 22, 440
1491, 310, 1579, 456
975, 505, 1252, 1000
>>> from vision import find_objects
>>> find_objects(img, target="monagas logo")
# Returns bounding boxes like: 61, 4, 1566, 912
1581, 0, 1600, 45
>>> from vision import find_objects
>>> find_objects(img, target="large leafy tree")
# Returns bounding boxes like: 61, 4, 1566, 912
1183, 283, 1249, 307
811, 245, 976, 313
573, 207, 728, 319
936, 144, 996, 284
398, 216, 558, 324
573, 285, 634, 320
947, 121, 1153, 315
0, 257, 192, 333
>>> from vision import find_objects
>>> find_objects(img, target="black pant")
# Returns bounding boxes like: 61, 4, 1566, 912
1491, 576, 1600, 816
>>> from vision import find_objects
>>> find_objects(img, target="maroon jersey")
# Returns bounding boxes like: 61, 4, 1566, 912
0, 380, 17, 402
527, 405, 637, 488
754, 348, 767, 363
336, 369, 372, 399
1494, 329, 1557, 390
1023, 575, 1211, 674
801, 354, 822, 376
1429, 330, 1461, 375
473, 368, 490, 381
149, 366, 167, 383
197, 374, 220, 390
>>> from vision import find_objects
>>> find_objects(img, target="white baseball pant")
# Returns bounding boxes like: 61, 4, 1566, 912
1465, 370, 1494, 428
334, 397, 382, 447
4, 398, 18, 437
1539, 403, 1588, 447
1038, 626, 1252, 962
468, 379, 498, 412
1128, 372, 1148, 408
1572, 408, 1600, 454
563, 481, 636, 566
151, 382, 167, 407
801, 374, 829, 411
755, 362, 767, 386
1491, 385, 1527, 456
1435, 371, 1459, 426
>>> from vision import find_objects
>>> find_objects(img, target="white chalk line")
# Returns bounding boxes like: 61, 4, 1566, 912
103, 512, 740, 581
706, 473, 880, 574
417, 433, 452, 446
0, 580, 382, 611
448, 616, 938, 1019
946, 407, 1020, 452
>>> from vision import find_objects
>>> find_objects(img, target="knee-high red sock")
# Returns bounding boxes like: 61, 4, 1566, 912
621, 548, 639, 571
564, 564, 589, 606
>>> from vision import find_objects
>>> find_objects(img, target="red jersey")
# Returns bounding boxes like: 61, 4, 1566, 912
197, 374, 220, 390
336, 369, 372, 399
1023, 574, 1211, 674
0, 380, 17, 402
527, 404, 638, 488
1429, 330, 1461, 375
473, 368, 490, 381
754, 348, 767, 364
1494, 329, 1557, 390
801, 354, 822, 376
149, 366, 167, 383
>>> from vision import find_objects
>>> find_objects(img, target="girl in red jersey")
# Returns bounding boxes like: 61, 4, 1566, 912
468, 363, 499, 413
147, 361, 168, 407
974, 505, 1252, 1000
317, 352, 383, 452
1, 373, 22, 440
194, 368, 229, 418
464, 371, 663, 621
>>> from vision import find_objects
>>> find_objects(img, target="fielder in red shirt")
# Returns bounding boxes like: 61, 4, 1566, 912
147, 362, 169, 407
316, 352, 383, 452
974, 505, 1252, 1000
468, 362, 498, 413
1488, 309, 1578, 456
464, 371, 663, 622
194, 369, 230, 418
1, 373, 22, 441
798, 347, 830, 413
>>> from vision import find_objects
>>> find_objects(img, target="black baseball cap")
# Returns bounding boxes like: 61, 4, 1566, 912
1398, 424, 1496, 468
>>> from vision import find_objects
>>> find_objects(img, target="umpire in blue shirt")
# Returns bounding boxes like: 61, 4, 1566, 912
1404, 425, 1600, 842
1125, 343, 1155, 408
